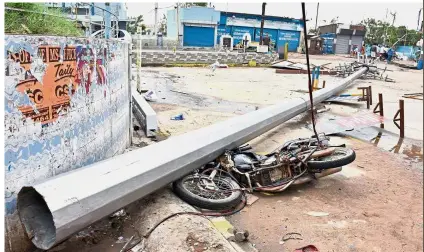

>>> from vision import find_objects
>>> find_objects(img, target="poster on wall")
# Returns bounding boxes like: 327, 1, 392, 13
231, 26, 255, 46
7, 46, 77, 124
277, 30, 300, 52
7, 45, 107, 125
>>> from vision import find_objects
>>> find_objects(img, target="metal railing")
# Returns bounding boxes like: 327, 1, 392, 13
5, 3, 121, 39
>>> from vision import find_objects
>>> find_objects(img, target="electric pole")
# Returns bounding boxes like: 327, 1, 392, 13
105, 3, 111, 39
259, 2, 266, 45
315, 3, 319, 33
383, 8, 388, 45
176, 3, 180, 45
115, 4, 119, 37
390, 11, 397, 26
154, 2, 158, 35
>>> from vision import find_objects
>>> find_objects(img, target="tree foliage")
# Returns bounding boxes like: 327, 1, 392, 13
5, 3, 82, 36
360, 18, 421, 46
127, 15, 145, 34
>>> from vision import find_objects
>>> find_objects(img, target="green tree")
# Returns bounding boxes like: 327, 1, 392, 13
127, 15, 145, 34
360, 17, 421, 46
5, 3, 82, 36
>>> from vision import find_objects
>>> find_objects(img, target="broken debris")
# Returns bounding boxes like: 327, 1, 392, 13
306, 211, 329, 217
170, 113, 184, 120
246, 194, 259, 206
144, 90, 158, 102
294, 245, 319, 252
280, 232, 302, 245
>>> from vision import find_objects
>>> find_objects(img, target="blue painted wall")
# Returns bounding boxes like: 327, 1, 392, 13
220, 11, 304, 25
167, 7, 303, 49
254, 28, 278, 46
167, 9, 177, 38
183, 7, 220, 23
183, 26, 215, 47
277, 30, 301, 52
217, 25, 232, 43
396, 46, 421, 59
167, 7, 220, 40
231, 26, 255, 45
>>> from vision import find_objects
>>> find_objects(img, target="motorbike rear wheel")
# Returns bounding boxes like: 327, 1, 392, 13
307, 147, 356, 170
173, 174, 242, 210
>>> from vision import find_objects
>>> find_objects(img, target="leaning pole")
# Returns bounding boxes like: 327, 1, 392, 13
17, 67, 368, 250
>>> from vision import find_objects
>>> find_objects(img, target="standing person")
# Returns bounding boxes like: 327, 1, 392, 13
371, 43, 377, 60
387, 46, 395, 63
360, 42, 366, 62
380, 45, 387, 60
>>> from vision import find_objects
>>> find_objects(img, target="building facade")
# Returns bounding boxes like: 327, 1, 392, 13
167, 7, 304, 51
45, 2, 130, 35
319, 24, 366, 54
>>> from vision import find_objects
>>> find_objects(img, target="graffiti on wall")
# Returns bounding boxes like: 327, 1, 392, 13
4, 36, 130, 218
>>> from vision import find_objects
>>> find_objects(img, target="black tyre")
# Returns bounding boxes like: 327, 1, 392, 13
173, 174, 242, 210
307, 148, 356, 170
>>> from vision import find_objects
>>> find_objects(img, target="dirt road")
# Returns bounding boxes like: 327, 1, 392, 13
140, 56, 423, 252
228, 136, 423, 252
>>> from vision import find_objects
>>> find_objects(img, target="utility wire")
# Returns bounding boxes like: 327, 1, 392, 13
301, 2, 321, 145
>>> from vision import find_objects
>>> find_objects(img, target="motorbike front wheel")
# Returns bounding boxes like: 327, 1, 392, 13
173, 174, 242, 210
307, 147, 356, 170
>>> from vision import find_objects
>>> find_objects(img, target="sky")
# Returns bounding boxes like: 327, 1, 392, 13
125, 2, 424, 30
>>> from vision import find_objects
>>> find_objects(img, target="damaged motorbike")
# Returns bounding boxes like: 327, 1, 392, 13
173, 134, 355, 210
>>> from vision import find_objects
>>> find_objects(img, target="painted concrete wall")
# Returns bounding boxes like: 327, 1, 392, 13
138, 50, 278, 65
167, 7, 220, 39
182, 7, 220, 23
4, 35, 131, 252
167, 9, 177, 38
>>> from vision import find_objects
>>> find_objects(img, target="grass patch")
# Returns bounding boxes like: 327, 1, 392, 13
5, 3, 82, 36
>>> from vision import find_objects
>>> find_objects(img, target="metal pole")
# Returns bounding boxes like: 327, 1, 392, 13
115, 4, 119, 37
154, 2, 158, 35
105, 3, 111, 39
399, 99, 404, 138
17, 67, 368, 250
176, 4, 180, 45
384, 8, 388, 45
259, 2, 266, 45
88, 4, 92, 35
315, 2, 319, 32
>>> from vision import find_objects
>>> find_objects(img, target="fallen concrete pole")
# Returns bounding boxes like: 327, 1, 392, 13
17, 67, 368, 250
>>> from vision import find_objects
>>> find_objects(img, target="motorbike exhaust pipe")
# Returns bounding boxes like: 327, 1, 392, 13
292, 167, 342, 185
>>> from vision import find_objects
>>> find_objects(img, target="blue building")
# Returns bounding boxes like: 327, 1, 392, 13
167, 7, 304, 51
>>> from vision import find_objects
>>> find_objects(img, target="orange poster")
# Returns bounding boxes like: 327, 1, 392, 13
9, 46, 77, 124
